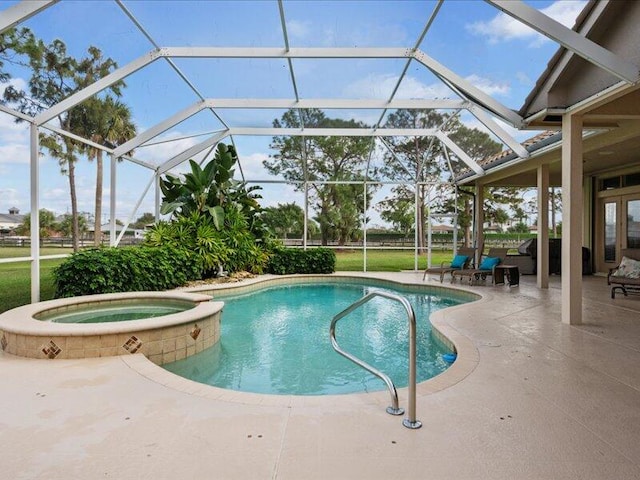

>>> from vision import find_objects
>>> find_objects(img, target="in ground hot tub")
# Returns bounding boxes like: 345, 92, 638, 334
0, 292, 223, 365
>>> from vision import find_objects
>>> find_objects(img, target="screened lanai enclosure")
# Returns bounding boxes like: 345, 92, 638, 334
2, 0, 632, 303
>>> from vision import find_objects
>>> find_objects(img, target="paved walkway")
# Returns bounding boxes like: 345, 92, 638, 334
1, 273, 639, 479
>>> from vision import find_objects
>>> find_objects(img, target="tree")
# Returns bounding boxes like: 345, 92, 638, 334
434, 123, 503, 246
17, 209, 58, 238
377, 110, 447, 249
131, 212, 156, 229
72, 95, 137, 246
375, 191, 414, 236
550, 188, 561, 237
4, 40, 122, 252
265, 109, 375, 245
58, 213, 88, 238
379, 111, 502, 248
491, 207, 510, 232
508, 222, 530, 234
261, 203, 314, 239
0, 27, 36, 86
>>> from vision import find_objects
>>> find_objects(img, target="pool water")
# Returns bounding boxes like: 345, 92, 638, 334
163, 282, 468, 395
37, 303, 190, 324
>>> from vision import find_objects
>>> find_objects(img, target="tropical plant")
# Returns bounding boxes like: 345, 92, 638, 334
72, 95, 137, 246
58, 213, 89, 239
131, 212, 156, 229
159, 143, 239, 229
150, 144, 274, 277
262, 202, 314, 238
17, 209, 58, 238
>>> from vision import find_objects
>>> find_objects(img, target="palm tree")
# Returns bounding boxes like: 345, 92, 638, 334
74, 96, 136, 246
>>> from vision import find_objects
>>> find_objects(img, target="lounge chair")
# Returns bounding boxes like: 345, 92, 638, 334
423, 247, 476, 283
451, 248, 510, 286
608, 248, 640, 298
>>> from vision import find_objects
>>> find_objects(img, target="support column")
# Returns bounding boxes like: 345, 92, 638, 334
30, 124, 40, 304
303, 181, 308, 251
537, 164, 550, 288
109, 154, 117, 246
561, 114, 583, 325
474, 182, 484, 264
414, 184, 419, 271
363, 182, 367, 273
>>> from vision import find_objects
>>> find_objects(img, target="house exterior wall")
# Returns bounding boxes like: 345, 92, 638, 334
524, 1, 640, 116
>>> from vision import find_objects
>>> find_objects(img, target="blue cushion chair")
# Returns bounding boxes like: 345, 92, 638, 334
451, 248, 510, 285
423, 247, 476, 283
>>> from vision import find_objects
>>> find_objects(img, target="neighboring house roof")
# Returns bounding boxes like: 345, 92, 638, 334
0, 212, 25, 229
430, 224, 454, 233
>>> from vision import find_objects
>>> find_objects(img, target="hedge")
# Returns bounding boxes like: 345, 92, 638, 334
267, 247, 336, 274
53, 246, 201, 298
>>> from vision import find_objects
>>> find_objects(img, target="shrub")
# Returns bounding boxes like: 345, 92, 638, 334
53, 246, 201, 298
267, 247, 336, 275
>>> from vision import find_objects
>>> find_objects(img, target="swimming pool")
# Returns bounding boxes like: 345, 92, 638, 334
163, 281, 472, 395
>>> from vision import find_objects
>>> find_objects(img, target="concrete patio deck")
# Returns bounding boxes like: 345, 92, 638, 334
1, 273, 639, 479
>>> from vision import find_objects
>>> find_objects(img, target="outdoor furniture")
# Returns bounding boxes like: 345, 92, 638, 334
451, 248, 510, 286
423, 247, 476, 283
494, 264, 520, 287
608, 248, 640, 298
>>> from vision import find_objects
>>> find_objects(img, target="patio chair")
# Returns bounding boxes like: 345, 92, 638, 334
451, 248, 510, 286
608, 248, 640, 298
423, 247, 476, 282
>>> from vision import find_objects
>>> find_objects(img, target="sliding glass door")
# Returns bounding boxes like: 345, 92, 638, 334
597, 193, 640, 272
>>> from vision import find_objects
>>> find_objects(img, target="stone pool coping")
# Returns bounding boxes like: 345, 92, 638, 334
124, 273, 486, 408
0, 291, 223, 363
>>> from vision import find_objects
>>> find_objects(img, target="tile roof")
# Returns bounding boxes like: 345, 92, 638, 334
455, 130, 562, 182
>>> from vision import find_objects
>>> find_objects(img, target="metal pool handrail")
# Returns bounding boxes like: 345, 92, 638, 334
329, 291, 422, 429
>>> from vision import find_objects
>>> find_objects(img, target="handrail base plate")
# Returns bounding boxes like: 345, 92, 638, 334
386, 406, 404, 416
403, 419, 422, 429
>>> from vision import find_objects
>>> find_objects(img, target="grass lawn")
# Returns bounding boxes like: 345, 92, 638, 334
0, 246, 72, 313
0, 247, 455, 314
335, 249, 452, 272
0, 246, 74, 259
0, 258, 64, 313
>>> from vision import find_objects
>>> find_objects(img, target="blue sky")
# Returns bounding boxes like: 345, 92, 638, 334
0, 0, 586, 227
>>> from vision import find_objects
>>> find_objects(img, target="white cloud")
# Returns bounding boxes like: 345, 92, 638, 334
344, 73, 450, 99
238, 152, 271, 180
0, 143, 29, 164
344, 73, 510, 100
286, 20, 311, 39
134, 132, 202, 168
465, 74, 510, 97
0, 188, 21, 210
467, 0, 587, 47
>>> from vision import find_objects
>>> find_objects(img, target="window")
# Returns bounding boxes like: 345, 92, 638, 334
600, 177, 621, 191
